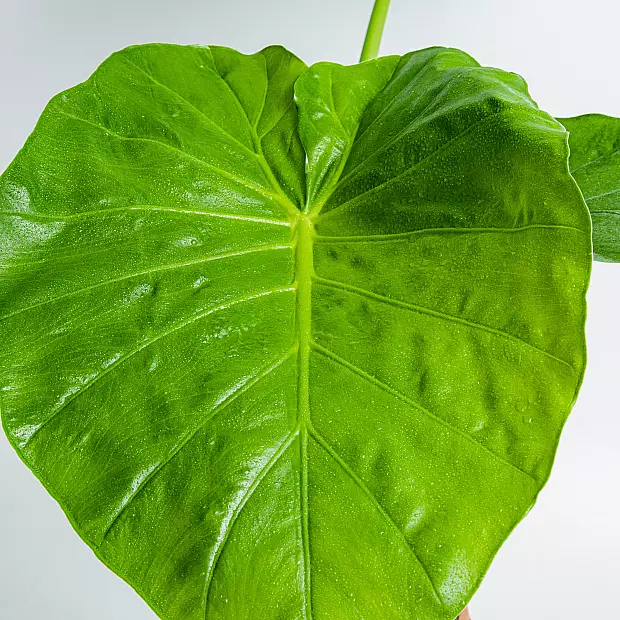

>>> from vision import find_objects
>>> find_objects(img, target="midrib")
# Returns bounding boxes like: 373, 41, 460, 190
294, 213, 314, 617
249, 98, 315, 612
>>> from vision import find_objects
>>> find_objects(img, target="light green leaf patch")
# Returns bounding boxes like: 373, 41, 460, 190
0, 44, 591, 620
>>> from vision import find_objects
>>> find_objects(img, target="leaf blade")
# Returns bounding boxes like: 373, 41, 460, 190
559, 113, 620, 261
0, 44, 591, 620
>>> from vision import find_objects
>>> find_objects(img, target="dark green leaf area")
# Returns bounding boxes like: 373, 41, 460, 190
561, 113, 620, 261
0, 44, 590, 620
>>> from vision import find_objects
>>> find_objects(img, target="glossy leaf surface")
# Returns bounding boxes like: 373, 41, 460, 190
0, 45, 591, 620
561, 114, 620, 262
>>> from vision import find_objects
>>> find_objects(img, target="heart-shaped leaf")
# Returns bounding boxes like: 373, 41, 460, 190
0, 44, 591, 620
560, 113, 620, 262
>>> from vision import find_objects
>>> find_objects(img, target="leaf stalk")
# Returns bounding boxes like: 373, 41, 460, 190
360, 0, 392, 62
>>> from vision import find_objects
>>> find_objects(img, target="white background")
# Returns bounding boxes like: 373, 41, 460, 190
0, 0, 618, 617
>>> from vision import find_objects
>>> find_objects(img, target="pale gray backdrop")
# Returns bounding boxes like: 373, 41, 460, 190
0, 0, 618, 618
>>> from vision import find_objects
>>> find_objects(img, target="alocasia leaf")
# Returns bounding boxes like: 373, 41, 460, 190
559, 114, 620, 262
0, 44, 591, 620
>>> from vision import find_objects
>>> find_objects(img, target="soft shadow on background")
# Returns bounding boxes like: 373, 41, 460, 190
0, 0, 618, 618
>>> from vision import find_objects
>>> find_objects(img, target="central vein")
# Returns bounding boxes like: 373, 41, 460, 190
294, 212, 314, 616
295, 214, 314, 426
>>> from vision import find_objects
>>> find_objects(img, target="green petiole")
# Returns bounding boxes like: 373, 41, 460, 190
360, 0, 392, 61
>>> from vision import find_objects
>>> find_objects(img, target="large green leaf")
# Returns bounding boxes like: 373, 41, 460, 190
0, 44, 591, 620
560, 114, 620, 262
